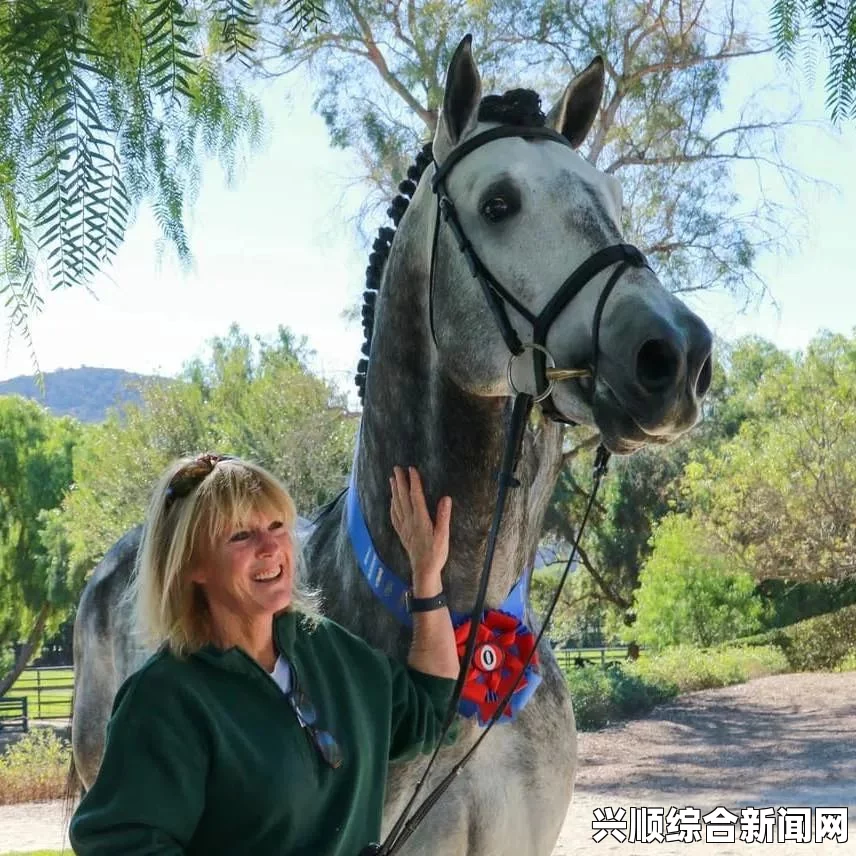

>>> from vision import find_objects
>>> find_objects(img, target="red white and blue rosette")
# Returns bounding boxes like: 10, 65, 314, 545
454, 609, 541, 726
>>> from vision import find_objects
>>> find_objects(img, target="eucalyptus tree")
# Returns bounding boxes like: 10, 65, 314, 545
272, 0, 801, 301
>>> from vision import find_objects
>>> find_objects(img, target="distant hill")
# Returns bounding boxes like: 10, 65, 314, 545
0, 366, 160, 423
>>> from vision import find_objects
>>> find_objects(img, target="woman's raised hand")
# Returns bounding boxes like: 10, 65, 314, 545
389, 466, 452, 594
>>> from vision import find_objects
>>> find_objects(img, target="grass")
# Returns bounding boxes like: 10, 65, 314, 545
0, 852, 65, 856
3, 668, 73, 721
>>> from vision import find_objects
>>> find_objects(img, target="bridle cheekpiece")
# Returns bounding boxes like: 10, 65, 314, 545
428, 123, 650, 424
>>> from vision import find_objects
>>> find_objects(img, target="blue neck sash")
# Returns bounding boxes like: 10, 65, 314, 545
345, 468, 542, 724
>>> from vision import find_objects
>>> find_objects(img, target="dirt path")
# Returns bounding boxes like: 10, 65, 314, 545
556, 671, 856, 854
1, 672, 854, 854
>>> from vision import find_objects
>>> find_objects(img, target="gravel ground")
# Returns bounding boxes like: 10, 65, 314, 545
558, 671, 856, 855
1, 671, 854, 855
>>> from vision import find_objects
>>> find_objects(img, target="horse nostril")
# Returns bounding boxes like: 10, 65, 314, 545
636, 339, 679, 393
696, 354, 713, 398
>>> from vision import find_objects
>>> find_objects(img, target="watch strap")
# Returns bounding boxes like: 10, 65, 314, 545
406, 590, 448, 613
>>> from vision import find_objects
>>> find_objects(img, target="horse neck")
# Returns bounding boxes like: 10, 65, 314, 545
356, 198, 565, 612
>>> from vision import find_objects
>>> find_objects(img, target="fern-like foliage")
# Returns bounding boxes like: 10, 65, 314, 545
771, 0, 802, 62
771, 0, 856, 121
142, 0, 197, 101
283, 0, 328, 32
217, 0, 259, 67
0, 0, 326, 363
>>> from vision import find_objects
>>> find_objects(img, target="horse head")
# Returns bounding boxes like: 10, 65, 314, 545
413, 36, 713, 453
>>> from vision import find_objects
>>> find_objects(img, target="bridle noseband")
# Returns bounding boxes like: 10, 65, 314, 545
428, 124, 650, 424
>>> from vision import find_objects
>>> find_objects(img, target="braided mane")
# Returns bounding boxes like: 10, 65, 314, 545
354, 88, 547, 401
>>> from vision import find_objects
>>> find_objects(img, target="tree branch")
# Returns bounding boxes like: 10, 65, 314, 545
626, 46, 772, 84
344, 0, 434, 128
562, 431, 602, 467
576, 542, 632, 611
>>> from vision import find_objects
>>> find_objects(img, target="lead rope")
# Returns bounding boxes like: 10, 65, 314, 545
364, 431, 611, 855
379, 444, 610, 856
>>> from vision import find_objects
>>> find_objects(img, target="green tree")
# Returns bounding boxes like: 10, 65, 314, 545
700, 336, 794, 443
632, 514, 765, 649
682, 331, 856, 584
0, 396, 79, 692
543, 433, 698, 613
530, 563, 611, 646
274, 0, 800, 301
0, 0, 325, 355
61, 325, 357, 590
757, 576, 856, 628
771, 0, 856, 121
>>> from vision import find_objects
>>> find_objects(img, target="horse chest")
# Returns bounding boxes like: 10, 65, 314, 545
382, 672, 576, 856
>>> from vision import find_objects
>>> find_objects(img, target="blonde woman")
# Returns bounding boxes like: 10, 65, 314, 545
70, 454, 459, 855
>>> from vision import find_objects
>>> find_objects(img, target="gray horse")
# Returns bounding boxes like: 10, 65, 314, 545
72, 36, 712, 856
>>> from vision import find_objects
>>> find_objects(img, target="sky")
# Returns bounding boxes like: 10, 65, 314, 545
1, 33, 855, 401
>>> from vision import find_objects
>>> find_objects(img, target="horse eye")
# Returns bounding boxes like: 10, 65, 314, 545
481, 197, 511, 223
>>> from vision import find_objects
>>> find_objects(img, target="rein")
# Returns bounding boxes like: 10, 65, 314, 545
360, 122, 644, 855
361, 397, 611, 856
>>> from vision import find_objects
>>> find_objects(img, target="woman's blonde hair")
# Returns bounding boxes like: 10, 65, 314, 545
130, 454, 318, 656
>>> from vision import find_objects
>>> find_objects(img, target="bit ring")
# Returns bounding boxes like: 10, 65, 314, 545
507, 343, 556, 403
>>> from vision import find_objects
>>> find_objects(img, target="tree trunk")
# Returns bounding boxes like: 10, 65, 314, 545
0, 603, 51, 697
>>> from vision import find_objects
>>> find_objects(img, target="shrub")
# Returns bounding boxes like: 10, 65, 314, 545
734, 604, 856, 671
629, 644, 788, 693
565, 666, 616, 730
564, 644, 787, 730
835, 651, 856, 672
565, 663, 676, 730
778, 605, 856, 670
0, 727, 72, 805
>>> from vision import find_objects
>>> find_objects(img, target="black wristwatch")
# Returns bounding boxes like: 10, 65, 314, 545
405, 590, 448, 613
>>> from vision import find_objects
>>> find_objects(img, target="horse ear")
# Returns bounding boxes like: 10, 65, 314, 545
434, 35, 482, 163
547, 57, 605, 149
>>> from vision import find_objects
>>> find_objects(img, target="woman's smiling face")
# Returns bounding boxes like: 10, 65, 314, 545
190, 508, 295, 625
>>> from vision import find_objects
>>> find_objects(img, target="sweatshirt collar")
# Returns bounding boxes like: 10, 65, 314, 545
192, 610, 300, 675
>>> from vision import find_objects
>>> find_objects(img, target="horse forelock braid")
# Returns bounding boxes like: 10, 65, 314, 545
354, 89, 545, 401
478, 88, 545, 128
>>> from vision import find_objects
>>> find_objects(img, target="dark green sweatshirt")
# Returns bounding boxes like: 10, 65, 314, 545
70, 610, 456, 855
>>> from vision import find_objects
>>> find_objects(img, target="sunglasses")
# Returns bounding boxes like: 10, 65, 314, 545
287, 678, 343, 770
164, 454, 235, 512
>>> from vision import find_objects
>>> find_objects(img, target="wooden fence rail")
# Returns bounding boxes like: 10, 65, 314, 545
0, 696, 28, 732
3, 666, 73, 721
552, 646, 636, 671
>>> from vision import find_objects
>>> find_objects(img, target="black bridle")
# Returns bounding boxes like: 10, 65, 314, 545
362, 125, 650, 855
428, 124, 649, 424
